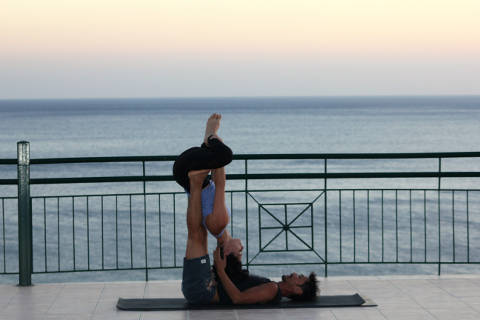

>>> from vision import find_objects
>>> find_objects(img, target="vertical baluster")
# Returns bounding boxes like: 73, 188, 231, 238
284, 204, 288, 250
466, 191, 470, 263
57, 198, 60, 271
395, 190, 398, 263
367, 190, 370, 263
72, 196, 75, 271
2, 198, 6, 272
158, 194, 162, 268
410, 190, 412, 263
115, 195, 118, 270
424, 190, 427, 263
142, 161, 148, 280
452, 191, 455, 263
101, 195, 104, 270
438, 158, 441, 275
87, 197, 90, 270
245, 159, 249, 269
310, 204, 314, 251
44, 198, 47, 272
339, 191, 342, 263
173, 194, 176, 267
129, 195, 133, 269
381, 190, 384, 263
258, 205, 262, 252
353, 190, 356, 263
230, 192, 233, 237
324, 159, 328, 277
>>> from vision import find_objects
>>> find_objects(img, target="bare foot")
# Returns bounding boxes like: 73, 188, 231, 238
188, 169, 210, 189
204, 113, 222, 146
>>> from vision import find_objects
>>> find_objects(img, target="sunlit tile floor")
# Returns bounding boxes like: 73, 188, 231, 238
1, 275, 480, 320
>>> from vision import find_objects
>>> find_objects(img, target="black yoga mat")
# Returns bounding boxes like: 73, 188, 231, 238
117, 294, 376, 311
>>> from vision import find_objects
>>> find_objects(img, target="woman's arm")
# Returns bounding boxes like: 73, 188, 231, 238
214, 248, 278, 304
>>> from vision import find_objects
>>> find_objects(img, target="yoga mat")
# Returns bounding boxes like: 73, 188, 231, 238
117, 294, 376, 311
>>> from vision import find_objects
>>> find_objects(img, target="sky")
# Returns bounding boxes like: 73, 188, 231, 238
1, 0, 479, 99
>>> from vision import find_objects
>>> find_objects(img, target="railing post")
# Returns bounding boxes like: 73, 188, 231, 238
438, 157, 442, 276
244, 159, 249, 270
17, 141, 32, 286
324, 158, 328, 277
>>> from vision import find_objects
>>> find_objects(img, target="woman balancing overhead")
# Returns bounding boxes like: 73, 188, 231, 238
173, 114, 318, 305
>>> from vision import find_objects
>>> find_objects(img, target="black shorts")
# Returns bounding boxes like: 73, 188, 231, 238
172, 137, 233, 192
182, 254, 216, 304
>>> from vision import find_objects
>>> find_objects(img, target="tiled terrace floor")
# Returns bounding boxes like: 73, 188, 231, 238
1, 275, 480, 320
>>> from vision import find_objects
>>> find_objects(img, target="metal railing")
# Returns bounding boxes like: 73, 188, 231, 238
1, 141, 480, 285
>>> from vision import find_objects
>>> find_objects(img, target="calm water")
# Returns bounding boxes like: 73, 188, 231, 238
1, 96, 480, 158
1, 96, 480, 283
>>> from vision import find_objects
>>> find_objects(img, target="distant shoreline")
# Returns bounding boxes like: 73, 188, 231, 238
1, 94, 480, 102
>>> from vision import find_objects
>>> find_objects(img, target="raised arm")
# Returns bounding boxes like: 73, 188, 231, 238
213, 248, 278, 304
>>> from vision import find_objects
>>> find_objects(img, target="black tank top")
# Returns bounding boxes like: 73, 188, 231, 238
216, 274, 282, 305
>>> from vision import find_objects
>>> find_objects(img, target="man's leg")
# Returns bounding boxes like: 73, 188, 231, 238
184, 170, 209, 259
182, 170, 219, 305
205, 167, 229, 237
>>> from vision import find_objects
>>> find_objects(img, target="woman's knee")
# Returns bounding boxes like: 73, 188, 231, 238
206, 211, 229, 235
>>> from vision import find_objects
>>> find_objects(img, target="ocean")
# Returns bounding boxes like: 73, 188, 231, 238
1, 96, 480, 158
1, 96, 480, 283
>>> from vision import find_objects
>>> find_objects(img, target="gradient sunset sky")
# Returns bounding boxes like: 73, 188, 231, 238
1, 0, 479, 98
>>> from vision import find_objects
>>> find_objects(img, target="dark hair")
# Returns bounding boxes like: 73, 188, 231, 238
288, 272, 319, 301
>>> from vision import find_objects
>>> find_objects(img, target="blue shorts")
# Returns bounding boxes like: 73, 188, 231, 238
182, 254, 216, 304
187, 180, 230, 238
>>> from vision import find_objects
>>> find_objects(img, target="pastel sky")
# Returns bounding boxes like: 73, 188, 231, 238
1, 0, 479, 98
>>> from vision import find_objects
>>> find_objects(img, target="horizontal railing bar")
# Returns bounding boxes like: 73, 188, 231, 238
231, 188, 480, 192
26, 188, 480, 199
235, 152, 480, 159
260, 226, 284, 230
262, 249, 313, 252
29, 260, 480, 275
1, 151, 478, 165
0, 179, 17, 185
32, 267, 182, 273
261, 202, 311, 205
31, 192, 185, 199
27, 171, 480, 184
31, 155, 177, 164
0, 159, 16, 165
0, 272, 19, 275
260, 226, 312, 230
325, 262, 480, 265
230, 172, 480, 179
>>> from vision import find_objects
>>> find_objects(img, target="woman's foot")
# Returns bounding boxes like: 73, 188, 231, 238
204, 113, 222, 146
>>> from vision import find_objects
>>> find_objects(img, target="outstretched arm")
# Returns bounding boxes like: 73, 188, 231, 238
213, 248, 278, 304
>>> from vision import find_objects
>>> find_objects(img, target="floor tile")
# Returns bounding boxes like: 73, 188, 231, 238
2, 276, 480, 320
237, 309, 285, 320
283, 308, 336, 319
332, 308, 386, 320
426, 308, 480, 320
48, 299, 98, 315
189, 310, 237, 320
142, 311, 187, 320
